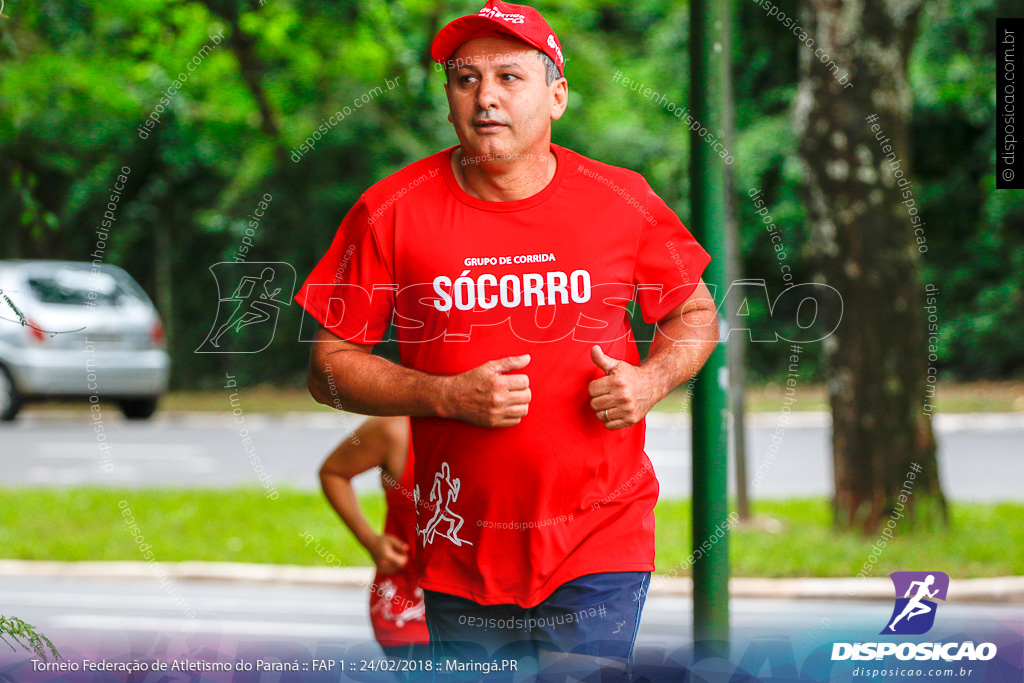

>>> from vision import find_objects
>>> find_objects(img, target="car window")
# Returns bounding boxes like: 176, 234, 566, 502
26, 269, 140, 306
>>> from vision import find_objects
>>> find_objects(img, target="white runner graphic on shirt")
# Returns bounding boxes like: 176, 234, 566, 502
415, 462, 473, 547
370, 578, 425, 626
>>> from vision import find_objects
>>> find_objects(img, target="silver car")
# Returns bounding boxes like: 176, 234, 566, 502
0, 260, 170, 421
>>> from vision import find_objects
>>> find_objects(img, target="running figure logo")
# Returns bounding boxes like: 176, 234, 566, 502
196, 262, 295, 353
415, 462, 473, 547
881, 571, 950, 635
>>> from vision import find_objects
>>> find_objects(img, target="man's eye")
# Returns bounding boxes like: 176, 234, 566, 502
501, 73, 518, 81
459, 75, 477, 85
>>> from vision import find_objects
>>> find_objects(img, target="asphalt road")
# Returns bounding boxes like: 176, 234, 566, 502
2, 575, 1019, 660
1, 411, 1021, 501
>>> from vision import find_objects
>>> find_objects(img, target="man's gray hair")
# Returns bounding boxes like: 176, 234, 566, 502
536, 51, 561, 85
443, 50, 563, 85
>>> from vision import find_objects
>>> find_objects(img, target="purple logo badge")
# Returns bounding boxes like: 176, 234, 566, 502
881, 571, 950, 635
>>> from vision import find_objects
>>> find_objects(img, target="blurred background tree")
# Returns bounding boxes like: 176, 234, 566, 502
795, 0, 946, 530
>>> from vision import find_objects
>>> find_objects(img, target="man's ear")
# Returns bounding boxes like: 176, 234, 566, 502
444, 81, 454, 123
550, 78, 568, 121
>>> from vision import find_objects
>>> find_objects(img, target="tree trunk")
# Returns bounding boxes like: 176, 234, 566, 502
794, 0, 947, 532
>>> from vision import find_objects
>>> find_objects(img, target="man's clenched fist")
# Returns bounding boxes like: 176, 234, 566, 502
589, 345, 659, 430
368, 533, 409, 575
441, 354, 532, 427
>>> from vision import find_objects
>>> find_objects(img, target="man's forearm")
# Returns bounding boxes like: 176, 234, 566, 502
310, 349, 451, 417
639, 309, 719, 401
320, 472, 378, 550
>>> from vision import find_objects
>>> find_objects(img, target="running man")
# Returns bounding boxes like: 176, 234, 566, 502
319, 416, 430, 667
209, 267, 283, 347
887, 574, 939, 632
296, 0, 718, 677
416, 462, 471, 547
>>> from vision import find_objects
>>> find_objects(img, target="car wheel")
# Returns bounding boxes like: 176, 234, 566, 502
120, 397, 159, 420
0, 364, 23, 422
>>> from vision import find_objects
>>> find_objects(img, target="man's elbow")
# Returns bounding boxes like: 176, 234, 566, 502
307, 360, 333, 407
696, 309, 719, 363
318, 459, 335, 486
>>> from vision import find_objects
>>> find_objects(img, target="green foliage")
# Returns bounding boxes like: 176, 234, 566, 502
0, 289, 27, 325
0, 0, 1018, 388
726, 0, 1023, 381
0, 615, 60, 661
908, 0, 1024, 378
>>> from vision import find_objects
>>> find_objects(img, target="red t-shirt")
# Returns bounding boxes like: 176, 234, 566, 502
370, 425, 428, 647
296, 143, 710, 607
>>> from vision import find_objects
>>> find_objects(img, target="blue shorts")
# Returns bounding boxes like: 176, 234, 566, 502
424, 572, 650, 678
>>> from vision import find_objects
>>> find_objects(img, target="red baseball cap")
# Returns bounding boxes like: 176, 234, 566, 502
430, 0, 565, 78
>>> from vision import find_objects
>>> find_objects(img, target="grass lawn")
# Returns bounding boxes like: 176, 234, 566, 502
2, 488, 1020, 578
652, 380, 1024, 414
19, 380, 1024, 416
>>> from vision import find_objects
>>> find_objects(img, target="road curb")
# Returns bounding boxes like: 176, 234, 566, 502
1, 561, 1021, 603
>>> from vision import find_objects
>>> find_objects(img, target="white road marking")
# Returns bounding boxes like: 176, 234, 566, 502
37, 443, 207, 460
48, 614, 371, 638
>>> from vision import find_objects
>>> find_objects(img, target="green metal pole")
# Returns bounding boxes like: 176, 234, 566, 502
689, 0, 731, 660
